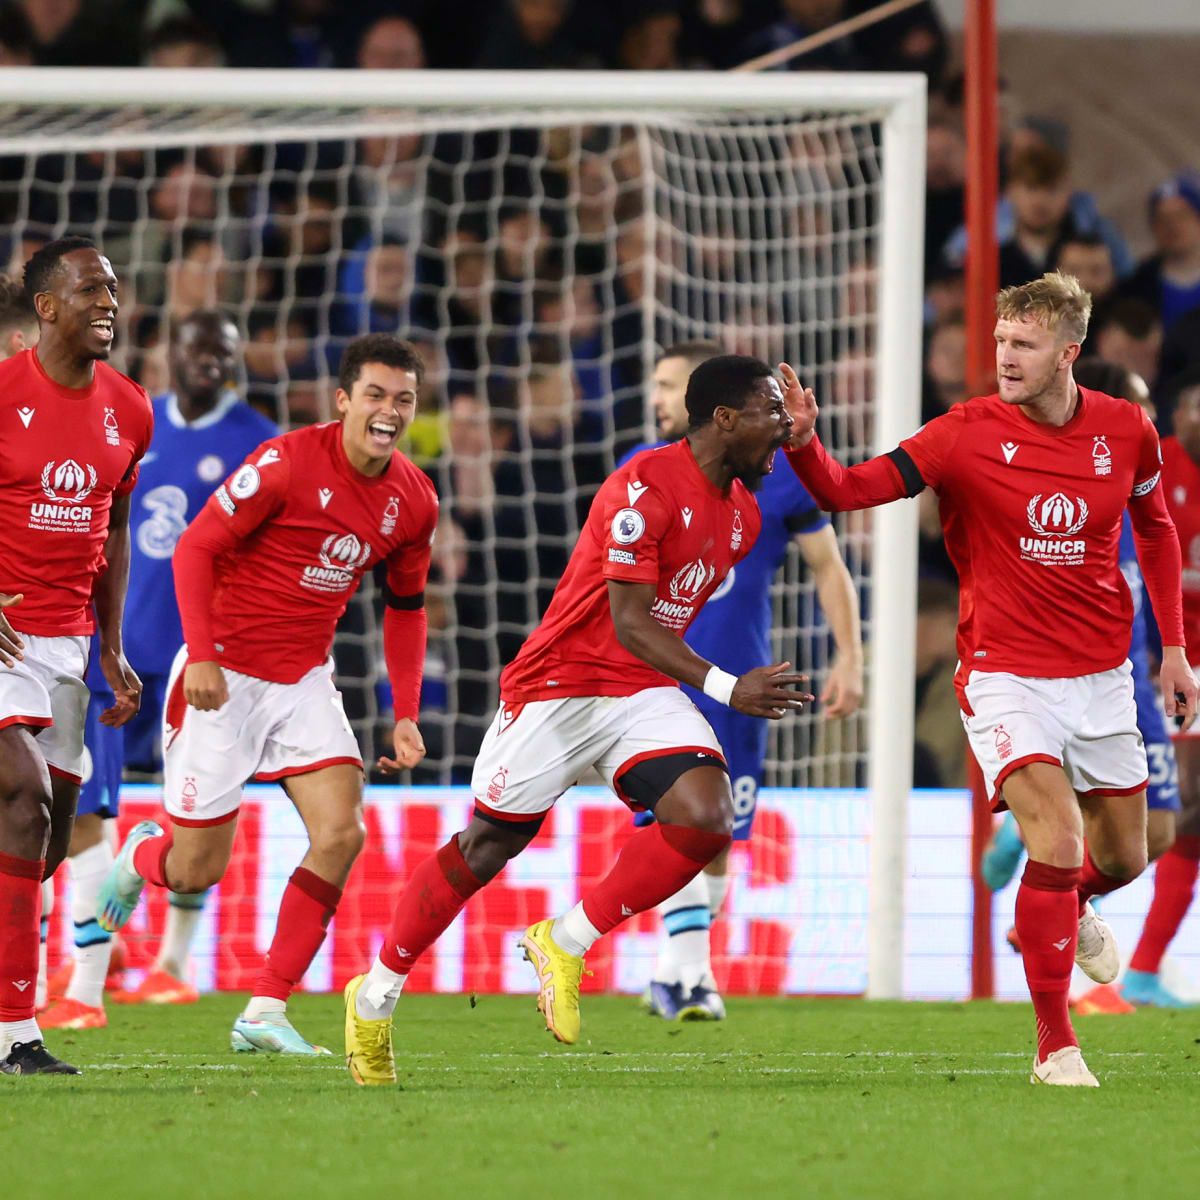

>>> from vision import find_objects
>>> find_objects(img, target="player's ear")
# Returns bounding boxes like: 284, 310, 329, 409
334, 387, 351, 416
32, 291, 55, 325
1060, 341, 1082, 369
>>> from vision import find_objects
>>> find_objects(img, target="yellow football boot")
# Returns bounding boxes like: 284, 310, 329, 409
343, 974, 396, 1086
520, 919, 587, 1045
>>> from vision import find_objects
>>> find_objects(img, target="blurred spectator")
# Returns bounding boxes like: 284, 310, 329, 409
476, 0, 608, 69
744, 1, 861, 72
1119, 173, 1200, 332
145, 15, 223, 67
356, 14, 424, 70
1091, 297, 1163, 395
677, 0, 774, 69
164, 228, 228, 324
0, 3, 34, 63
178, 0, 389, 69
0, 271, 36, 356
924, 263, 964, 329
924, 116, 965, 279
921, 315, 966, 423
335, 236, 410, 338
618, 4, 681, 70
913, 577, 964, 788
19, 0, 147, 66
1161, 304, 1200, 399
845, 0, 946, 80
1055, 233, 1117, 308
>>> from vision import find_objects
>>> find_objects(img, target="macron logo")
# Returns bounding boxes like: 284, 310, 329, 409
12, 979, 30, 992
1001, 442, 1019, 464
1052, 937, 1070, 952
257, 448, 281, 467
620, 904, 634, 917
627, 480, 648, 507
17, 407, 34, 428
682, 506, 693, 528
318, 487, 333, 509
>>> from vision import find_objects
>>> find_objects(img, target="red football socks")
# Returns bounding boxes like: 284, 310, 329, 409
0, 851, 44, 1022
1016, 859, 1081, 1062
582, 822, 731, 935
1129, 835, 1200, 975
254, 867, 343, 1001
1077, 848, 1131, 914
379, 836, 483, 975
132, 829, 174, 889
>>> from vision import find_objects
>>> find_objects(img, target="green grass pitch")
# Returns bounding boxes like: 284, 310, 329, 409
4, 995, 1198, 1200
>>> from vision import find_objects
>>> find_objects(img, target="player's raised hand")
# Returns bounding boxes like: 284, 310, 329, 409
378, 717, 426, 774
1161, 646, 1199, 732
778, 362, 818, 449
0, 593, 25, 668
183, 660, 229, 712
99, 644, 143, 727
820, 652, 864, 720
732, 661, 814, 720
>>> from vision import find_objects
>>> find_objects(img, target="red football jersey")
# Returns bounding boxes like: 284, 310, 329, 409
175, 420, 438, 684
898, 389, 1170, 683
0, 349, 152, 635
500, 439, 762, 702
1160, 435, 1200, 662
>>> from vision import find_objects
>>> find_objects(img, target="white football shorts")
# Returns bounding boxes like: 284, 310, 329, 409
162, 645, 362, 826
961, 661, 1148, 810
0, 633, 89, 783
471, 686, 725, 823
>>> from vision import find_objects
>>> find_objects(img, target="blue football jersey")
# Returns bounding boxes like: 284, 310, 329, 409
125, 391, 278, 676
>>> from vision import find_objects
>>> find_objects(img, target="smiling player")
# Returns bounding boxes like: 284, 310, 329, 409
0, 237, 151, 1075
97, 334, 438, 1055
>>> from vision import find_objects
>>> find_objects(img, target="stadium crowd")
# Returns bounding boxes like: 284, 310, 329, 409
0, 0, 1196, 796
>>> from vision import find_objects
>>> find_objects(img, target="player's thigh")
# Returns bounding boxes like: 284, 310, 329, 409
1063, 661, 1148, 802
959, 670, 1076, 813
1175, 736, 1200, 814
1000, 760, 1083, 868
0, 724, 53, 850
43, 771, 81, 877
31, 636, 90, 788
161, 656, 265, 828
168, 817, 239, 890
471, 696, 615, 823
284, 762, 366, 854
1147, 807, 1177, 861
256, 660, 363, 785
699, 702, 766, 842
596, 688, 731, 830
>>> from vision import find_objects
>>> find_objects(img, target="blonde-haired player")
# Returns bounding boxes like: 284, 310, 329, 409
784, 272, 1197, 1086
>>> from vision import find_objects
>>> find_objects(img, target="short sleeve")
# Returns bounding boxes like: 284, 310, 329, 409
599, 475, 673, 584
897, 405, 967, 492
779, 471, 829, 534
207, 440, 290, 536
1131, 405, 1164, 500
114, 388, 155, 498
385, 482, 439, 597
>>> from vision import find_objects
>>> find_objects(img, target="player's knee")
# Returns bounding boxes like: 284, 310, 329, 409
664, 790, 734, 837
168, 856, 225, 894
313, 817, 366, 869
458, 819, 531, 882
0, 782, 51, 855
1093, 842, 1147, 882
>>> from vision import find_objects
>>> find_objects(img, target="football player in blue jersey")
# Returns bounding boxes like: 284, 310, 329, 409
46, 311, 278, 1019
623, 343, 864, 1019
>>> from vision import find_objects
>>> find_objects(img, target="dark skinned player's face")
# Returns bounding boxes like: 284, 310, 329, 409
173, 320, 239, 405
726, 375, 794, 487
43, 248, 119, 361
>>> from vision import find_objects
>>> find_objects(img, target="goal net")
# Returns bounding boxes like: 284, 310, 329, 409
5, 70, 926, 997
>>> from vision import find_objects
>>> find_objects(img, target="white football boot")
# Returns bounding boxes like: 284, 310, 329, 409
1031, 1045, 1100, 1087
1075, 902, 1119, 984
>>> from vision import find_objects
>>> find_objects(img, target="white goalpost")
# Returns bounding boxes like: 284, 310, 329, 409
0, 68, 926, 998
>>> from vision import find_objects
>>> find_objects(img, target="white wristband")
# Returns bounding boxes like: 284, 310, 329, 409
702, 666, 738, 707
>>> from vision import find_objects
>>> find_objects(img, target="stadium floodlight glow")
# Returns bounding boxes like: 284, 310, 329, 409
0, 68, 925, 1000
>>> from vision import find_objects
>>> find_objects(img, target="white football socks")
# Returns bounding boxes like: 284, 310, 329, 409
65, 841, 115, 1009
654, 872, 713, 991
1, 1019, 42, 1056
356, 959, 408, 1020
155, 891, 207, 979
243, 996, 287, 1021
705, 867, 730, 918
551, 903, 601, 958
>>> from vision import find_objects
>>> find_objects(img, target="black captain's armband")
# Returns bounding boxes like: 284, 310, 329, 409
886, 447, 926, 498
383, 583, 424, 611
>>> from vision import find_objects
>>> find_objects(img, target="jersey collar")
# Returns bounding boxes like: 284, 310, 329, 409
162, 388, 242, 430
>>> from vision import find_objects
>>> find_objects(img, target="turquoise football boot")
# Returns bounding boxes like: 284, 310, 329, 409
97, 820, 164, 932
230, 1012, 332, 1055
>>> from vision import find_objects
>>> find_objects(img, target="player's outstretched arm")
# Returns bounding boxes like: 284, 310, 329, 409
94, 491, 143, 727
608, 581, 813, 719
778, 361, 915, 512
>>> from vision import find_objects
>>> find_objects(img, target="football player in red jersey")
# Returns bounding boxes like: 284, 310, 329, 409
343, 355, 812, 1085
97, 334, 438, 1056
783, 272, 1198, 1087
0, 238, 151, 1075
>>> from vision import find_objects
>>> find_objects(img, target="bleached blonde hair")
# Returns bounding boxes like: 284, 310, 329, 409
995, 271, 1092, 344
